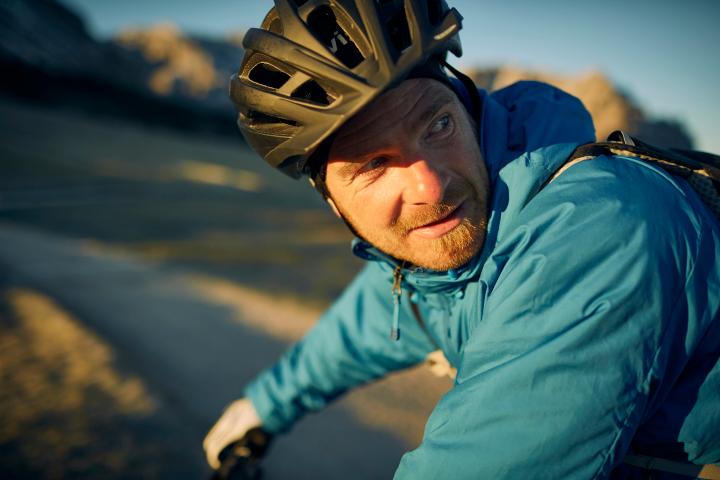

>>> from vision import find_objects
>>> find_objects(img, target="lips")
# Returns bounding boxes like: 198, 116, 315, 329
410, 201, 466, 239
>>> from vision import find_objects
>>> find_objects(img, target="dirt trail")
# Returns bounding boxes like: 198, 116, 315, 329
0, 222, 450, 479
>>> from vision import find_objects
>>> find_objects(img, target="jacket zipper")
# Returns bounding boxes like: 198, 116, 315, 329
390, 263, 441, 351
390, 264, 403, 340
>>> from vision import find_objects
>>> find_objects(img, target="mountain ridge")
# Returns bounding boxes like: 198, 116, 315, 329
0, 0, 692, 148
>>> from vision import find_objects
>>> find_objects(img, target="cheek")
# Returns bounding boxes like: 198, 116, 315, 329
455, 138, 486, 187
348, 186, 399, 227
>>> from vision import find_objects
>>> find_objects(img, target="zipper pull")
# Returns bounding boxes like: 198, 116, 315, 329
390, 265, 403, 341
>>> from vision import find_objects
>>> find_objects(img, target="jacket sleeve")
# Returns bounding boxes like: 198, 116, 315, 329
245, 261, 436, 433
394, 156, 720, 479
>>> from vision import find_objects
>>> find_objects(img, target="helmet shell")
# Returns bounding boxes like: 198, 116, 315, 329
230, 0, 463, 178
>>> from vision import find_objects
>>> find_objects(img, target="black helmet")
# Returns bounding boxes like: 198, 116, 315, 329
230, 0, 464, 178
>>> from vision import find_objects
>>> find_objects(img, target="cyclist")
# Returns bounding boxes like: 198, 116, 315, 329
204, 1, 720, 478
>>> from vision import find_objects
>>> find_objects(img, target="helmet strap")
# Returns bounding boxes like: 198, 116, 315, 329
442, 61, 483, 121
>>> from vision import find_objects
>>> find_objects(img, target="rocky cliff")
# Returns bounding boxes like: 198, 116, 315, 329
115, 23, 243, 112
0, 0, 152, 93
467, 67, 693, 148
0, 0, 241, 135
0, 0, 693, 148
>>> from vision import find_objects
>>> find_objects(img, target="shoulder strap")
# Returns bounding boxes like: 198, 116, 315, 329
547, 130, 720, 221
624, 454, 720, 480
570, 130, 720, 177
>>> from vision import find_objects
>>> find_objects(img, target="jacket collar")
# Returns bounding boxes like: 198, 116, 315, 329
351, 238, 483, 295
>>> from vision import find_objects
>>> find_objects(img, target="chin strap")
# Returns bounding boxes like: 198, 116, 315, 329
443, 61, 483, 122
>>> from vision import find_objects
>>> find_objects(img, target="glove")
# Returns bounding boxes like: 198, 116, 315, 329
204, 397, 263, 469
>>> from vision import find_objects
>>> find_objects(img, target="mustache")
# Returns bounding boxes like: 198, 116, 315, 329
393, 180, 470, 232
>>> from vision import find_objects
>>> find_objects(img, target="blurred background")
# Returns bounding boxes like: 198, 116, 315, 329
0, 0, 717, 478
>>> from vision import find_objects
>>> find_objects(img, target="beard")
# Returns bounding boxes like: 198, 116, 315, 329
341, 174, 488, 271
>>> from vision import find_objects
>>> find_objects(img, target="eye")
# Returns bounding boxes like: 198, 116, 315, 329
356, 156, 389, 180
367, 156, 388, 170
426, 114, 452, 138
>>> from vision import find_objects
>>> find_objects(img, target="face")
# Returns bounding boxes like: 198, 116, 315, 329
325, 78, 490, 271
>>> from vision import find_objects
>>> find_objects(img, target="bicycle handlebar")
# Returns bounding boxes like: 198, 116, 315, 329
210, 427, 273, 480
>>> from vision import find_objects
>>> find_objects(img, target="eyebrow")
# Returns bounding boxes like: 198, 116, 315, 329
337, 161, 360, 181
411, 91, 455, 134
334, 90, 457, 180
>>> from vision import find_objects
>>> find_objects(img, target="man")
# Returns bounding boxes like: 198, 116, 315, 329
204, 1, 720, 478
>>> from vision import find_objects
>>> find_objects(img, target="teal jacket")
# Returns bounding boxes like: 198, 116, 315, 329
245, 81, 720, 478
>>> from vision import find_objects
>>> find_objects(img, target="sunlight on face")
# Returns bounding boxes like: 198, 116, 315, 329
326, 79, 490, 271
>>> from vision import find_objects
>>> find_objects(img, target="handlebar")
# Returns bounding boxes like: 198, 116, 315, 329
210, 428, 273, 480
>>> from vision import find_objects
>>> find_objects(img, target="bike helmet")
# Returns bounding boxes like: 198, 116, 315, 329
230, 0, 465, 179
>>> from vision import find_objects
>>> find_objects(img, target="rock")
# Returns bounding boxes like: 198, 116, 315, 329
114, 23, 244, 111
0, 0, 693, 148
466, 66, 694, 149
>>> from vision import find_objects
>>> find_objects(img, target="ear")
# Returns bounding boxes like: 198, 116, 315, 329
326, 197, 341, 218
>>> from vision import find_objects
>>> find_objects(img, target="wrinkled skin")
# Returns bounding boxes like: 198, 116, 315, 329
326, 78, 490, 271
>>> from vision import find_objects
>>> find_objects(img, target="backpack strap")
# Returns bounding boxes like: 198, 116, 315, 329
545, 130, 720, 221
571, 130, 720, 178
624, 454, 720, 480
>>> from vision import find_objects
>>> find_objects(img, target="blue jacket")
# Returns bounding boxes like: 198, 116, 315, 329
245, 81, 720, 478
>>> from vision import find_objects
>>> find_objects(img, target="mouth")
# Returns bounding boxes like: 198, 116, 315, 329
410, 201, 466, 239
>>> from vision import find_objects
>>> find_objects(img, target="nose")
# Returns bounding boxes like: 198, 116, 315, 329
401, 157, 448, 205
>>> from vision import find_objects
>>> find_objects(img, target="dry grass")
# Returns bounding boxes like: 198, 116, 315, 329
0, 287, 198, 479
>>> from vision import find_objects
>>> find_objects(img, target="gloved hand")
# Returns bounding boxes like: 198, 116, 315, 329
204, 397, 263, 469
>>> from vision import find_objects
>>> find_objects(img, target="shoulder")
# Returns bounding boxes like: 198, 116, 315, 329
464, 154, 709, 379
536, 154, 705, 245
486, 153, 708, 317
522, 155, 704, 279
481, 154, 708, 335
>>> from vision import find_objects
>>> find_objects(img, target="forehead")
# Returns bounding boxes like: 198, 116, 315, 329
329, 78, 458, 159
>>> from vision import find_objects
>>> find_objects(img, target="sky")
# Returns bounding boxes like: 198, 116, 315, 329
63, 0, 720, 152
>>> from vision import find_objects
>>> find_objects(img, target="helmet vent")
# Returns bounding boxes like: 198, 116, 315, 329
249, 63, 291, 90
374, 0, 411, 59
306, 5, 364, 69
245, 110, 299, 133
292, 80, 333, 106
387, 10, 412, 56
427, 0, 445, 26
